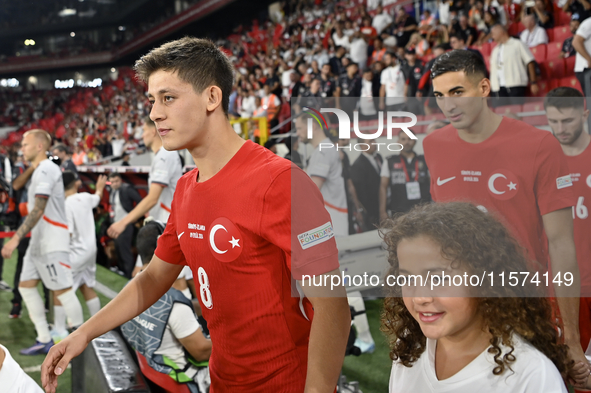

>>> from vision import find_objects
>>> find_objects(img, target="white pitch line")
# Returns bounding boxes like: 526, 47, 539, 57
94, 282, 118, 300
23, 364, 71, 373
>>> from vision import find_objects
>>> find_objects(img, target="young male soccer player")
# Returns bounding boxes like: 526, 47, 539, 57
50, 172, 107, 341
545, 87, 591, 354
423, 49, 588, 384
1, 130, 84, 355
41, 37, 351, 393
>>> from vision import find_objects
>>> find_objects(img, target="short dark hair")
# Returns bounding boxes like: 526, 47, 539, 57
431, 49, 487, 81
108, 172, 122, 179
62, 171, 77, 190
450, 33, 465, 42
53, 144, 69, 154
136, 221, 165, 265
544, 87, 585, 111
134, 37, 234, 116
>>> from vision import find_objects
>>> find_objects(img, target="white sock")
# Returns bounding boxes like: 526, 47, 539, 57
20, 287, 51, 343
86, 297, 100, 317
347, 292, 374, 344
57, 290, 84, 328
53, 305, 67, 335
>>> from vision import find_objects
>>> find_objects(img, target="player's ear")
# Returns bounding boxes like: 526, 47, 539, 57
479, 78, 491, 98
584, 108, 589, 121
205, 86, 223, 113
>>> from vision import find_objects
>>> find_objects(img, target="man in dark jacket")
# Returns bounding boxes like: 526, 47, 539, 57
108, 172, 142, 278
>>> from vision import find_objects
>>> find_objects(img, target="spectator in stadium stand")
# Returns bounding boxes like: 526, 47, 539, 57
319, 63, 337, 98
264, 66, 282, 97
371, 37, 387, 63
240, 89, 257, 118
573, 15, 591, 95
2, 129, 84, 356
476, 9, 499, 44
121, 153, 131, 167
450, 33, 484, 59
297, 78, 323, 112
379, 130, 431, 222
43, 37, 350, 393
544, 87, 591, 360
405, 32, 430, 57
424, 50, 590, 387
392, 6, 418, 48
71, 145, 87, 166
531, 0, 554, 29
418, 9, 436, 36
500, 0, 521, 24
348, 30, 368, 69
564, 0, 591, 23
490, 24, 539, 101
107, 172, 142, 278
520, 13, 549, 48
336, 62, 363, 115
359, 68, 380, 119
260, 84, 282, 130
450, 13, 479, 46
107, 117, 182, 239
51, 144, 78, 179
333, 20, 352, 50
401, 48, 425, 114
561, 14, 580, 58
350, 139, 383, 230
379, 52, 407, 111
121, 221, 212, 393
111, 133, 126, 158
329, 45, 348, 77
372, 4, 393, 35
0, 343, 43, 392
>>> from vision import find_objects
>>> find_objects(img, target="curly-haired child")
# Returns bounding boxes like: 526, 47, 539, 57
381, 202, 579, 392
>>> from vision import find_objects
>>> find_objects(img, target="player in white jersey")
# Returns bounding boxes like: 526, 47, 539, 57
49, 172, 107, 342
1, 130, 84, 355
107, 117, 182, 238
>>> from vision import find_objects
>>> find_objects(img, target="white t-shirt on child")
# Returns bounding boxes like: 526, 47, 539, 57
389, 334, 567, 393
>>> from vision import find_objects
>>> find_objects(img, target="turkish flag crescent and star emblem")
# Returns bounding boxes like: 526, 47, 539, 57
208, 217, 244, 262
487, 169, 519, 201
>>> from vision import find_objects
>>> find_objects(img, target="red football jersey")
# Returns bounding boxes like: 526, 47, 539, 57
424, 117, 576, 272
155, 141, 340, 392
565, 141, 591, 296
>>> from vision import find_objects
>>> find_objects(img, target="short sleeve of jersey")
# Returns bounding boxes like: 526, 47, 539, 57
34, 165, 55, 198
576, 19, 591, 40
168, 302, 200, 340
260, 167, 339, 280
151, 155, 171, 187
307, 149, 332, 179
380, 69, 388, 85
154, 180, 187, 267
84, 193, 101, 209
534, 133, 576, 215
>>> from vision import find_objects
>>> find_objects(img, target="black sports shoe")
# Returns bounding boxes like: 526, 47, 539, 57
9, 303, 21, 319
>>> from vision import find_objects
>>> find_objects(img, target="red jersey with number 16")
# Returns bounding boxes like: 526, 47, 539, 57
565, 141, 591, 296
424, 117, 575, 271
155, 140, 340, 392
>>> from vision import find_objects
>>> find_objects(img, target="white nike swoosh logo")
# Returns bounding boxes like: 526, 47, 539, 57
436, 176, 456, 186
178, 232, 185, 240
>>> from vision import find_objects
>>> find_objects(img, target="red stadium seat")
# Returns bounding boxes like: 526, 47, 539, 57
530, 44, 547, 63
553, 26, 571, 43
541, 58, 565, 79
529, 79, 551, 96
561, 76, 583, 92
565, 56, 576, 76
546, 42, 563, 60
484, 55, 490, 71
521, 99, 548, 126
522, 100, 545, 112
550, 78, 561, 89
547, 28, 554, 42
556, 11, 571, 27
480, 42, 492, 57
508, 22, 525, 36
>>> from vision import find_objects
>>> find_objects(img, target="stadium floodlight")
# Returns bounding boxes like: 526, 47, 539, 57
59, 8, 77, 17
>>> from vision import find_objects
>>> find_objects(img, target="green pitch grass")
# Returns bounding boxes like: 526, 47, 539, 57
0, 250, 391, 393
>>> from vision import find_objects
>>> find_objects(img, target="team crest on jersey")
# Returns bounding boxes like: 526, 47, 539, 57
207, 217, 243, 262
487, 169, 519, 201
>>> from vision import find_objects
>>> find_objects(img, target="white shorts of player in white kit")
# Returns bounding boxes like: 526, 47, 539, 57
20, 250, 73, 291
70, 251, 97, 292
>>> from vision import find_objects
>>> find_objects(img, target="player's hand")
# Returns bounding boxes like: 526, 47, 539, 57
41, 330, 90, 393
530, 83, 539, 96
1, 237, 18, 259
107, 220, 126, 239
567, 345, 591, 387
